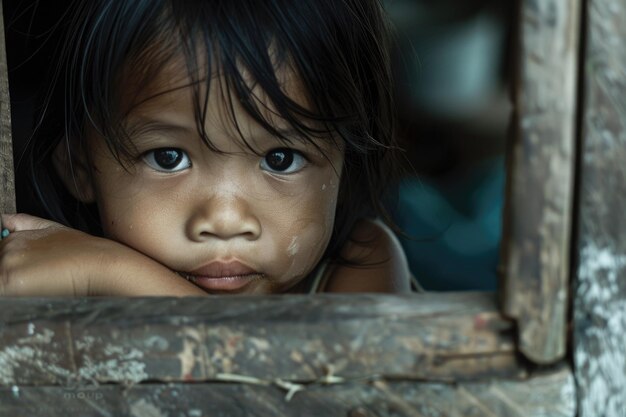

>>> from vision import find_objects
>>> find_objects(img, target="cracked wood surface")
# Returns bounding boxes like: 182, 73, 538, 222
0, 293, 521, 385
574, 0, 626, 416
501, 0, 580, 364
0, 366, 575, 417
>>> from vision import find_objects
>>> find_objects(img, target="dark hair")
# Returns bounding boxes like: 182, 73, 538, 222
27, 0, 397, 262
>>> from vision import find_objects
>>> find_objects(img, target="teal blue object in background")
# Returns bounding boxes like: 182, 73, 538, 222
392, 156, 504, 291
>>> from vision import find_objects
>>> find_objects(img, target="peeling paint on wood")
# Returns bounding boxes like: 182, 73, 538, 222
0, 321, 154, 386
0, 324, 71, 385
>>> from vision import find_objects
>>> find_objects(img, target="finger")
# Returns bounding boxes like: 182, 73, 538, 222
1, 213, 65, 232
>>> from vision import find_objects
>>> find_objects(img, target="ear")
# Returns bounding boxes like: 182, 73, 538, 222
52, 139, 96, 203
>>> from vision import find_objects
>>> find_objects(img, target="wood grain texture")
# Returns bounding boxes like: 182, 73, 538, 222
574, 0, 626, 416
0, 293, 522, 385
501, 0, 580, 364
0, 2, 15, 216
0, 366, 575, 417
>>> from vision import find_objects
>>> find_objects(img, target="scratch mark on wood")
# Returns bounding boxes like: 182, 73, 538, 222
371, 380, 426, 416
65, 322, 78, 374
489, 386, 526, 417
457, 386, 500, 417
82, 398, 113, 417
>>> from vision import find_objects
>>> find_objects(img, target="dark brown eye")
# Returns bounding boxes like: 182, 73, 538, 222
144, 148, 191, 172
261, 148, 306, 174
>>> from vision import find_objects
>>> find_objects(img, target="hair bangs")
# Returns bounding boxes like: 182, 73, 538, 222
167, 1, 349, 159
70, 0, 348, 162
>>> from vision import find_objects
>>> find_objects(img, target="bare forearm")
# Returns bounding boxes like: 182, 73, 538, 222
0, 213, 206, 297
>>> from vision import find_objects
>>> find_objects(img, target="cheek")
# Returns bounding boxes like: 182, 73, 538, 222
93, 171, 176, 251
97, 194, 157, 245
273, 182, 340, 275
98, 196, 186, 272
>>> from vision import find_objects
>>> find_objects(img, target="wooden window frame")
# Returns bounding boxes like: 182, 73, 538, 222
3, 0, 621, 414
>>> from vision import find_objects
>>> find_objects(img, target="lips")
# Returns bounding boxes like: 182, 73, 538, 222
180, 261, 264, 292
190, 260, 258, 278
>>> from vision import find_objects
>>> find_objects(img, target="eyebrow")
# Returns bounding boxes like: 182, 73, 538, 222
128, 118, 192, 133
126, 119, 195, 140
252, 126, 327, 143
261, 127, 301, 139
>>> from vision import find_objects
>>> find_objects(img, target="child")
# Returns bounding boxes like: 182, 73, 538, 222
0, 0, 411, 296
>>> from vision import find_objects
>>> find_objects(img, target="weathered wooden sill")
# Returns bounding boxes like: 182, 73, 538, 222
1, 293, 517, 384
0, 292, 576, 416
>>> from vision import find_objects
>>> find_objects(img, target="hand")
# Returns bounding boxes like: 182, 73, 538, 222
0, 213, 206, 296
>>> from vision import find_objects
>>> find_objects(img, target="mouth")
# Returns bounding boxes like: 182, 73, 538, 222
177, 261, 265, 292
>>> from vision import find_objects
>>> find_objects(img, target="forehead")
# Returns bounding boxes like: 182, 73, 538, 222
120, 48, 312, 125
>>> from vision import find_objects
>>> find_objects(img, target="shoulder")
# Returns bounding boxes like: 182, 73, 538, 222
323, 218, 412, 293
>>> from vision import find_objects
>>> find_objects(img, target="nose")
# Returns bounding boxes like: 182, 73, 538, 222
186, 195, 262, 242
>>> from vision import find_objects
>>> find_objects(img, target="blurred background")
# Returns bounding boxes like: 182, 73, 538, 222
3, 0, 515, 291
383, 0, 515, 291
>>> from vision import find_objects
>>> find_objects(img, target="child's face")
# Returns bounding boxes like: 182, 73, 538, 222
82, 59, 344, 294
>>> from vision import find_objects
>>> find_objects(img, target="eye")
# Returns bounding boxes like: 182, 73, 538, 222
143, 148, 191, 172
260, 148, 307, 174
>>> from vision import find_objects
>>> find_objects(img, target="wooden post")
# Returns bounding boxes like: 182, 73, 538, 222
574, 0, 626, 415
501, 0, 581, 364
0, 1, 16, 218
